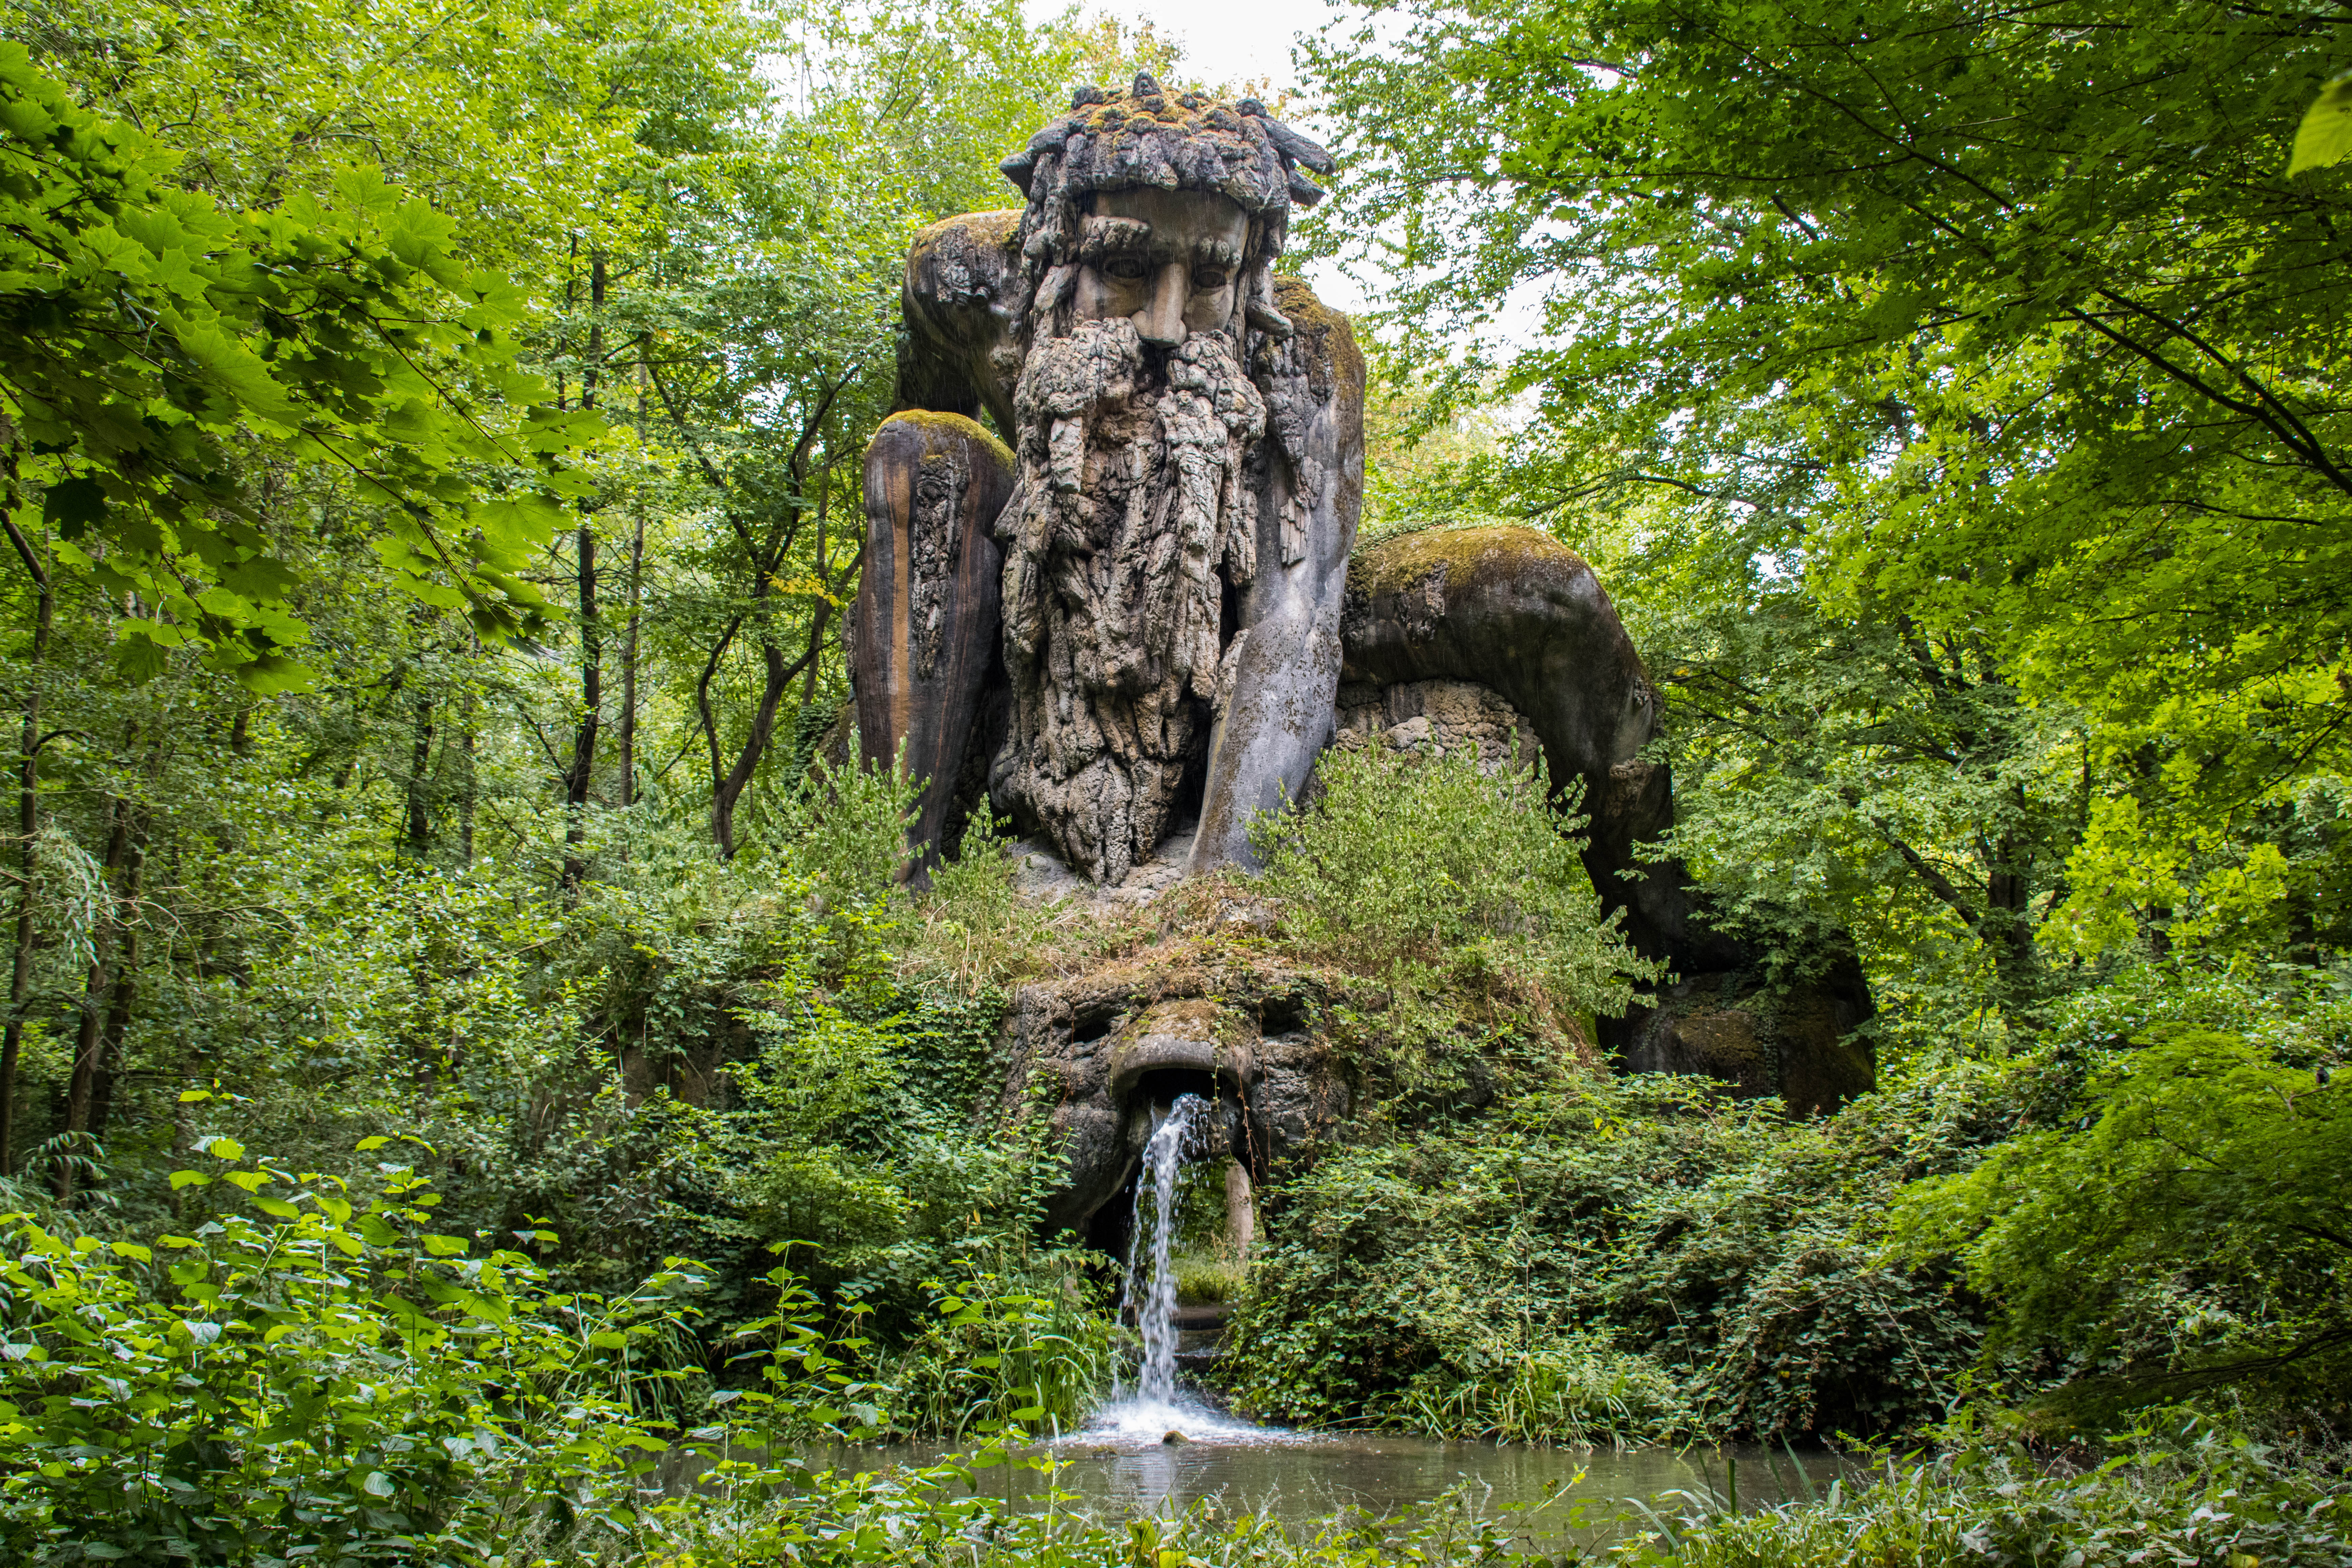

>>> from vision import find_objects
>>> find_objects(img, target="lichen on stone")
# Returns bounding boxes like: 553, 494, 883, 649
1348, 520, 1595, 595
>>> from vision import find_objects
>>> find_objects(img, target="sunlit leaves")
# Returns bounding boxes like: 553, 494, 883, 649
0, 44, 601, 689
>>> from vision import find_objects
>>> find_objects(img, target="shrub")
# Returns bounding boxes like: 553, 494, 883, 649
1890, 1026, 2352, 1416
0, 1139, 691, 1564
1220, 1074, 1986, 1443
1612, 1419, 2352, 1568
1251, 743, 1661, 1047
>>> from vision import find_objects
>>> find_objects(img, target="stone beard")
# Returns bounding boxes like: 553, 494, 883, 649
993, 318, 1268, 884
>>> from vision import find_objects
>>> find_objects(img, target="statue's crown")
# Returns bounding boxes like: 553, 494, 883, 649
999, 72, 1334, 216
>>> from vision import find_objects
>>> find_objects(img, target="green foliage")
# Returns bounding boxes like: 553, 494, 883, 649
1254, 743, 1660, 1046
2291, 73, 2352, 175
1221, 1071, 1994, 1443
1307, 0, 2352, 1017
1891, 1025, 2352, 1410
880, 1249, 1116, 1442
1610, 1421, 2352, 1568
1173, 1250, 1244, 1305
0, 44, 598, 686
0, 1144, 686, 1563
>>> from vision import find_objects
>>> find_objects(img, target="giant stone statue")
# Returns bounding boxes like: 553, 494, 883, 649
849, 78, 1874, 1239
855, 75, 1359, 885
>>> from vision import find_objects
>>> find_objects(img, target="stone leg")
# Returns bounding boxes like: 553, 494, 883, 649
1223, 1158, 1255, 1262
1340, 524, 1877, 1111
1191, 279, 1367, 872
852, 412, 1014, 877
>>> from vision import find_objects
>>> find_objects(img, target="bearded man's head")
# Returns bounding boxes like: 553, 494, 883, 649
983, 77, 1337, 884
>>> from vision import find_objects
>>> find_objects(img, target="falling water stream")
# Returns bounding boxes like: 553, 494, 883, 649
1084, 1093, 1264, 1442
1119, 1093, 1202, 1407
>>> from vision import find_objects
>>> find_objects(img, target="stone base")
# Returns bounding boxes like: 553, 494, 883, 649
1010, 823, 1201, 906
1333, 677, 1541, 775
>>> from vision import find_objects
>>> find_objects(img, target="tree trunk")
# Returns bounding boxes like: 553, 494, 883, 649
563, 523, 600, 887
85, 808, 147, 1144
460, 696, 477, 868
58, 798, 133, 1203
403, 688, 436, 858
619, 512, 643, 809
711, 639, 794, 860
0, 519, 50, 1175
562, 252, 607, 890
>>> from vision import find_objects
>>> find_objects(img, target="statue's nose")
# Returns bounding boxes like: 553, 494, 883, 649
1132, 261, 1190, 346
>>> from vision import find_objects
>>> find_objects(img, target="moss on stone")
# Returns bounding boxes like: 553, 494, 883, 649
1270, 274, 1365, 392
909, 208, 1021, 261
874, 409, 1014, 470
1348, 521, 1592, 597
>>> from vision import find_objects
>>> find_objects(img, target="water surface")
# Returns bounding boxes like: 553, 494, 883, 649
799, 1393, 1846, 1548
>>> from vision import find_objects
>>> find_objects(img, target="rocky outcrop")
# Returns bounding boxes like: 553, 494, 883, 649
1340, 523, 1876, 1114
1333, 677, 1541, 776
897, 209, 1024, 436
1614, 963, 1877, 1117
1341, 523, 1721, 968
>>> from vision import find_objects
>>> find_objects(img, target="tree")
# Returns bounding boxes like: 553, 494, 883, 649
0, 42, 598, 687
1891, 1028, 2352, 1403
1304, 0, 2352, 980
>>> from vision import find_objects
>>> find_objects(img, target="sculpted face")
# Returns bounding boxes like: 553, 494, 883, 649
1070, 188, 1251, 347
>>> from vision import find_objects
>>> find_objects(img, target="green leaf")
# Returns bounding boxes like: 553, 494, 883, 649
2289, 73, 2352, 174
42, 476, 105, 536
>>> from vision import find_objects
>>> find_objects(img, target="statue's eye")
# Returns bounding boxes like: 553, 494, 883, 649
1103, 256, 1147, 281
1192, 266, 1228, 290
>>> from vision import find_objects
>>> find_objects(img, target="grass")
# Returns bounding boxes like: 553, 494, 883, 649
1175, 1250, 1247, 1305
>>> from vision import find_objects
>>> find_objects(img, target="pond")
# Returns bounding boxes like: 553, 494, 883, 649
776, 1393, 1852, 1549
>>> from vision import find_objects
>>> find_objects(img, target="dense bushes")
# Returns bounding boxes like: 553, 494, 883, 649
1253, 742, 1660, 1054
1222, 929, 2352, 1445
1606, 1420, 2352, 1568
0, 1145, 693, 1562
1893, 1022, 2352, 1420
1218, 1073, 1985, 1442
7, 1141, 2342, 1567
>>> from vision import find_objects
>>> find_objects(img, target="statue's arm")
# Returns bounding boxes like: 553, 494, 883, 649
1189, 277, 1368, 872
853, 210, 1025, 878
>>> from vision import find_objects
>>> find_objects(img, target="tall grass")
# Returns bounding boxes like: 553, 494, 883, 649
1391, 1337, 1699, 1447
1609, 1418, 2350, 1568
879, 1246, 1119, 1440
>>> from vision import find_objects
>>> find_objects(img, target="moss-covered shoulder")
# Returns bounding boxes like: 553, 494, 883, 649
908, 207, 1022, 260
1348, 521, 1591, 597
873, 408, 1015, 470
1270, 273, 1365, 393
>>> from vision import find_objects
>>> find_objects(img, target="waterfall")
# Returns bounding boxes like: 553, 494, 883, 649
1116, 1092, 1206, 1407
